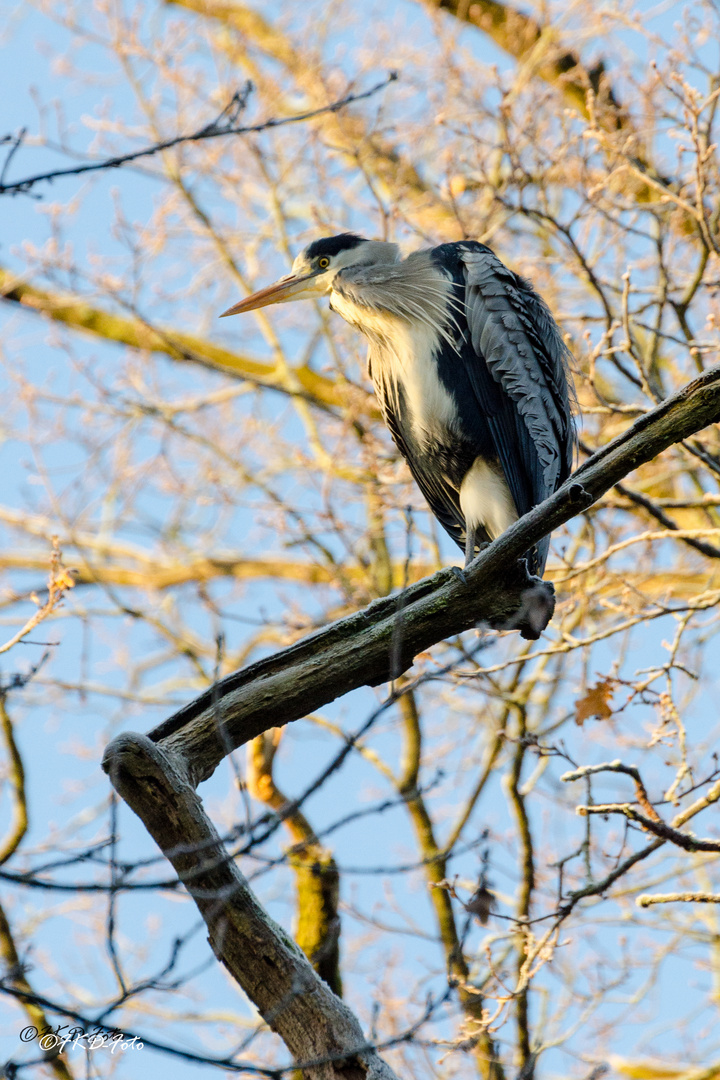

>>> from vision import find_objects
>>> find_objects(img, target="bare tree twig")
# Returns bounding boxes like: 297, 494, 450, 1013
0, 74, 396, 196
0, 539, 74, 656
563, 764, 720, 854
637, 892, 720, 907
561, 760, 663, 821
0, 699, 28, 866
574, 803, 720, 852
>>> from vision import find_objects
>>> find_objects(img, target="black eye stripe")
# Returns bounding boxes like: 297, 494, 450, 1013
305, 233, 365, 260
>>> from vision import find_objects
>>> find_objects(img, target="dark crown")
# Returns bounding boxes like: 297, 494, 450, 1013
305, 233, 366, 261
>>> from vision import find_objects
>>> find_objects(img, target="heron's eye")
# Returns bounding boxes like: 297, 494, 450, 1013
318, 257, 330, 269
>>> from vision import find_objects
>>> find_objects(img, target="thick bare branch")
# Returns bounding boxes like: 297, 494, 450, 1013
397, 689, 504, 1078
99, 351, 720, 1073
0, 544, 716, 599
132, 365, 720, 787
247, 731, 343, 996
9, 3, 720, 1071
102, 734, 399, 1080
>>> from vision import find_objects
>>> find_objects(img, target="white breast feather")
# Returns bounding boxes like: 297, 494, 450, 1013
329, 292, 457, 446
330, 259, 521, 543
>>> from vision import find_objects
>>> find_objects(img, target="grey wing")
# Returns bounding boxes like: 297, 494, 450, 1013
460, 246, 576, 519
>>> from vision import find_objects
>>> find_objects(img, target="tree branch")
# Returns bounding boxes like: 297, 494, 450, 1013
0, 268, 368, 414
637, 892, 720, 907
0, 75, 396, 196
102, 734, 399, 1080
247, 730, 343, 997
0, 699, 28, 866
0, 545, 716, 600
102, 366, 720, 1076
128, 365, 720, 787
574, 803, 720, 853
421, 0, 625, 124
421, 0, 675, 204
397, 689, 504, 1078
563, 761, 720, 854
0, 900, 75, 1080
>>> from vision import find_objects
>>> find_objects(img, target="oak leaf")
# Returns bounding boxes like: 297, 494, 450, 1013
575, 678, 615, 725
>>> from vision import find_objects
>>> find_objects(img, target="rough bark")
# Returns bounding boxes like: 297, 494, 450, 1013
103, 366, 720, 1076
143, 366, 720, 788
102, 734, 399, 1080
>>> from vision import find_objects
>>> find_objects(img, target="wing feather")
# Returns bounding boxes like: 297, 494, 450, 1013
460, 247, 575, 569
458, 246, 575, 571
461, 247, 575, 496
357, 243, 575, 573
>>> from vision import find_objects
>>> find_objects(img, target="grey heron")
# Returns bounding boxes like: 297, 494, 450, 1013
221, 234, 575, 575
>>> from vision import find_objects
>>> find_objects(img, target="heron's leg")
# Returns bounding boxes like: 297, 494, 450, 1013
463, 540, 492, 575
464, 526, 477, 569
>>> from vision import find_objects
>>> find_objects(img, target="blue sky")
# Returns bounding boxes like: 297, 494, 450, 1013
2, 1, 720, 1077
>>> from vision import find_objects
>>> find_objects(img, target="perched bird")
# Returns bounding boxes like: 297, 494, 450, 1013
221, 234, 575, 574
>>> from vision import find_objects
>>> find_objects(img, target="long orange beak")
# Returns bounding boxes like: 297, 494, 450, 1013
219, 271, 321, 317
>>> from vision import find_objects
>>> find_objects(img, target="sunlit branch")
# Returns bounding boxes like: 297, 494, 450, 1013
637, 892, 720, 907
0, 700, 28, 865
246, 730, 343, 996
396, 688, 505, 1078
0, 901, 75, 1080
0, 268, 363, 414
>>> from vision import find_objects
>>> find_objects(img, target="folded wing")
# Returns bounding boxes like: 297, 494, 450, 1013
460, 245, 576, 569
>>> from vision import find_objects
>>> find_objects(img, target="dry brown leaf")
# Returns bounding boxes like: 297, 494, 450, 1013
465, 886, 494, 925
575, 677, 616, 725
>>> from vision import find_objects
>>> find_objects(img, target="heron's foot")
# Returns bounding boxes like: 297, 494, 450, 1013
451, 565, 468, 586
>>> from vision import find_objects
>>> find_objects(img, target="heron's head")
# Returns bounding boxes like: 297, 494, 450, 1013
219, 233, 399, 316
